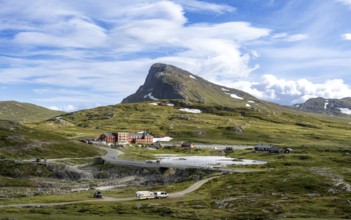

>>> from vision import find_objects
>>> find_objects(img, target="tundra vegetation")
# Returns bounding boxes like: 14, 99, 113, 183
0, 101, 350, 219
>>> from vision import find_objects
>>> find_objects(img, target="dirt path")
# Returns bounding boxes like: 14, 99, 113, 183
169, 176, 218, 198
0, 176, 218, 208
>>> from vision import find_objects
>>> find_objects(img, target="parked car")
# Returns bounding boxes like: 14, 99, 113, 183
154, 191, 168, 199
93, 191, 103, 198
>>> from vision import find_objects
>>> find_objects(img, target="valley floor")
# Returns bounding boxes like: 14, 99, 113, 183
0, 143, 350, 219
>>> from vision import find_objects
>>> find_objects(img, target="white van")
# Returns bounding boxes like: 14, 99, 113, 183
136, 191, 155, 200
154, 191, 168, 199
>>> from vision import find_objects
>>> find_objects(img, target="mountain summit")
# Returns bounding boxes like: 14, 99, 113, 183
121, 63, 256, 106
293, 97, 351, 116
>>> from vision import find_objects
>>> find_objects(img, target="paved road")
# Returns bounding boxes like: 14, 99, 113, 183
0, 176, 218, 208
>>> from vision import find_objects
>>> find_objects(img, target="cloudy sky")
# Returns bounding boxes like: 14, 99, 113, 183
1, 0, 351, 111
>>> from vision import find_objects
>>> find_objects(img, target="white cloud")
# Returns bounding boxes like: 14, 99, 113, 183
0, 0, 271, 97
1, 0, 350, 110
342, 33, 351, 40
272, 33, 309, 42
337, 0, 351, 7
47, 104, 77, 112
48, 106, 60, 111
13, 17, 108, 48
174, 0, 235, 14
64, 105, 78, 111
227, 75, 351, 105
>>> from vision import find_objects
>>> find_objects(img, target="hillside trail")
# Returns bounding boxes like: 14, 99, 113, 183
0, 176, 218, 208
169, 176, 219, 198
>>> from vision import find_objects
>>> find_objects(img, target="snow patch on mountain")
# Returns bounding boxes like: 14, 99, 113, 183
179, 108, 202, 114
230, 94, 244, 100
324, 100, 329, 109
153, 136, 173, 142
144, 93, 158, 100
189, 75, 196, 80
339, 108, 351, 115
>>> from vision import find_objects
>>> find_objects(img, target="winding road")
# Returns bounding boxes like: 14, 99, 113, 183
0, 176, 218, 208
0, 145, 260, 209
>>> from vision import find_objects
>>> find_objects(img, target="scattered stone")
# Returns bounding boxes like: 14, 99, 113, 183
306, 193, 320, 198
309, 167, 351, 193
135, 204, 143, 209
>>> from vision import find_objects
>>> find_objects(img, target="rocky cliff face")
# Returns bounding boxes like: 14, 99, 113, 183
293, 97, 351, 116
121, 63, 257, 106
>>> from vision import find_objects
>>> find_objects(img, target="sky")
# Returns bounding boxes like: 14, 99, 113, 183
1, 0, 351, 111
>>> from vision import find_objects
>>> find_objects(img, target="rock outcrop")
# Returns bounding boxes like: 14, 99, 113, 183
293, 97, 351, 116
121, 63, 257, 107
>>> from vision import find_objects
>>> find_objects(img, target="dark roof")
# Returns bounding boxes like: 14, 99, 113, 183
101, 132, 117, 136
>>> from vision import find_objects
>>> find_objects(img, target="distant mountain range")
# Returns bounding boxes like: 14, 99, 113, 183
0, 101, 64, 123
122, 63, 351, 117
293, 97, 351, 116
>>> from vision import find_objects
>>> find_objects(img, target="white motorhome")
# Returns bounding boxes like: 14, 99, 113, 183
136, 191, 155, 200
154, 191, 168, 199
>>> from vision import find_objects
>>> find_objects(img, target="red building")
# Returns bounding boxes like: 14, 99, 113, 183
128, 132, 153, 144
99, 132, 117, 143
99, 131, 153, 145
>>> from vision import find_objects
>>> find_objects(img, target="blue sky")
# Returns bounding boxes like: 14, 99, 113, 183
1, 0, 351, 111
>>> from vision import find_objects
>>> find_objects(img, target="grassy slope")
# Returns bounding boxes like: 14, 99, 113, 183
37, 101, 351, 147
0, 101, 64, 123
0, 120, 102, 159
0, 146, 350, 219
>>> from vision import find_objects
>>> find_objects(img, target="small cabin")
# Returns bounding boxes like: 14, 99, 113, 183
254, 144, 272, 152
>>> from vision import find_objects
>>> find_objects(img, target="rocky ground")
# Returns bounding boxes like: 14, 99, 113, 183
0, 158, 215, 199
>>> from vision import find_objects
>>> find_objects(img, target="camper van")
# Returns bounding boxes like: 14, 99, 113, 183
136, 191, 155, 200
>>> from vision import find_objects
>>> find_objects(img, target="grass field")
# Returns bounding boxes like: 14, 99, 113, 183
0, 213, 176, 220
34, 101, 351, 148
0, 120, 102, 160
0, 145, 350, 219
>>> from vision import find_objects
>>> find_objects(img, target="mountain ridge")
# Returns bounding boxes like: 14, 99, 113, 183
0, 101, 64, 123
293, 97, 351, 116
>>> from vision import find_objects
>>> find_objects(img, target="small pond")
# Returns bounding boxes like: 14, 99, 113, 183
156, 155, 266, 168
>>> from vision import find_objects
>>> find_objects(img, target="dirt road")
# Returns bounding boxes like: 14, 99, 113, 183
169, 176, 218, 198
0, 176, 218, 208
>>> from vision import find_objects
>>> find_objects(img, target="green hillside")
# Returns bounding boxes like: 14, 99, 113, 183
0, 101, 64, 123
0, 120, 101, 159
37, 100, 351, 147
2, 101, 351, 219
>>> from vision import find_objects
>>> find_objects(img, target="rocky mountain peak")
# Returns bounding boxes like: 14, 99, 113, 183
121, 63, 257, 106
293, 97, 351, 116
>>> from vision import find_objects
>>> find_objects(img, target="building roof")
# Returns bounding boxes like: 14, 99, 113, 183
101, 132, 117, 136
